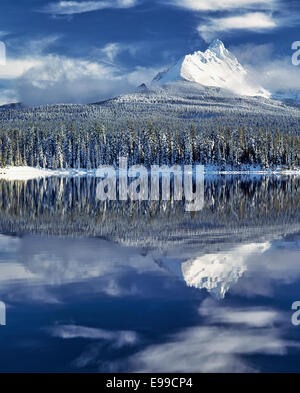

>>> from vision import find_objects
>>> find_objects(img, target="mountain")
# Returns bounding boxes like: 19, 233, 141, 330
1, 39, 300, 134
2, 81, 300, 137
153, 39, 270, 99
0, 102, 23, 111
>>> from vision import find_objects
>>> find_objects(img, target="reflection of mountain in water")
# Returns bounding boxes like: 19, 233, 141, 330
158, 242, 270, 299
1, 231, 300, 300
0, 176, 300, 252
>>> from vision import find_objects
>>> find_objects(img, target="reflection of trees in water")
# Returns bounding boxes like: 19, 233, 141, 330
0, 176, 300, 248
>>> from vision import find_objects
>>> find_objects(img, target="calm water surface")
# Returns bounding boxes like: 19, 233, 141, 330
0, 175, 300, 372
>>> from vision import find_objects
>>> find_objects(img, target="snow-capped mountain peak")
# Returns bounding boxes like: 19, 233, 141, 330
153, 39, 270, 99
207, 38, 228, 57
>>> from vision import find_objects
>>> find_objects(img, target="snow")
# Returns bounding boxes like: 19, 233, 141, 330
153, 39, 270, 99
181, 242, 271, 299
1, 165, 300, 180
159, 241, 271, 299
0, 166, 101, 180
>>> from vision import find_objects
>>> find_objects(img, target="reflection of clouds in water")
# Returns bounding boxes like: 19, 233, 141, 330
2, 233, 300, 303
128, 299, 296, 373
158, 236, 300, 299
73, 343, 113, 370
18, 236, 158, 284
0, 263, 37, 283
50, 324, 139, 370
1, 233, 299, 372
0, 235, 161, 301
0, 234, 21, 263
8, 286, 61, 304
56, 298, 297, 373
232, 237, 300, 298
50, 324, 138, 347
199, 298, 283, 327
130, 327, 285, 373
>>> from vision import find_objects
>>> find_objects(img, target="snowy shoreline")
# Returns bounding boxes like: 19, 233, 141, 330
1, 166, 300, 180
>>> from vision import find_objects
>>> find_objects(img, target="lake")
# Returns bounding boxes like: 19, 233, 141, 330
0, 175, 300, 372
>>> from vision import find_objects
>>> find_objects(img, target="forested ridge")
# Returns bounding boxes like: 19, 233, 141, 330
1, 122, 300, 169
1, 84, 300, 169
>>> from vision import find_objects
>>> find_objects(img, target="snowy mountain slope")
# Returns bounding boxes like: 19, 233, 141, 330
94, 80, 300, 131
0, 102, 23, 111
153, 39, 270, 99
2, 82, 300, 136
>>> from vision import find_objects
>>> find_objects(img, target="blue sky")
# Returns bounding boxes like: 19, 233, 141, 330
0, 0, 300, 105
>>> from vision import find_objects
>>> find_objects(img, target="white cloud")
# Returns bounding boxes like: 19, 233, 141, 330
50, 325, 138, 347
59, 326, 139, 369
168, 0, 273, 12
129, 325, 293, 373
0, 89, 19, 106
230, 42, 275, 65
50, 324, 139, 369
0, 49, 159, 106
128, 298, 297, 373
0, 234, 161, 305
96, 42, 141, 64
0, 36, 158, 106
14, 54, 158, 105
252, 58, 300, 92
22, 36, 61, 56
0, 235, 159, 295
40, 0, 138, 15
215, 12, 276, 29
0, 59, 42, 79
199, 298, 281, 327
100, 43, 123, 63
63, 299, 297, 372
198, 12, 276, 41
230, 42, 300, 93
